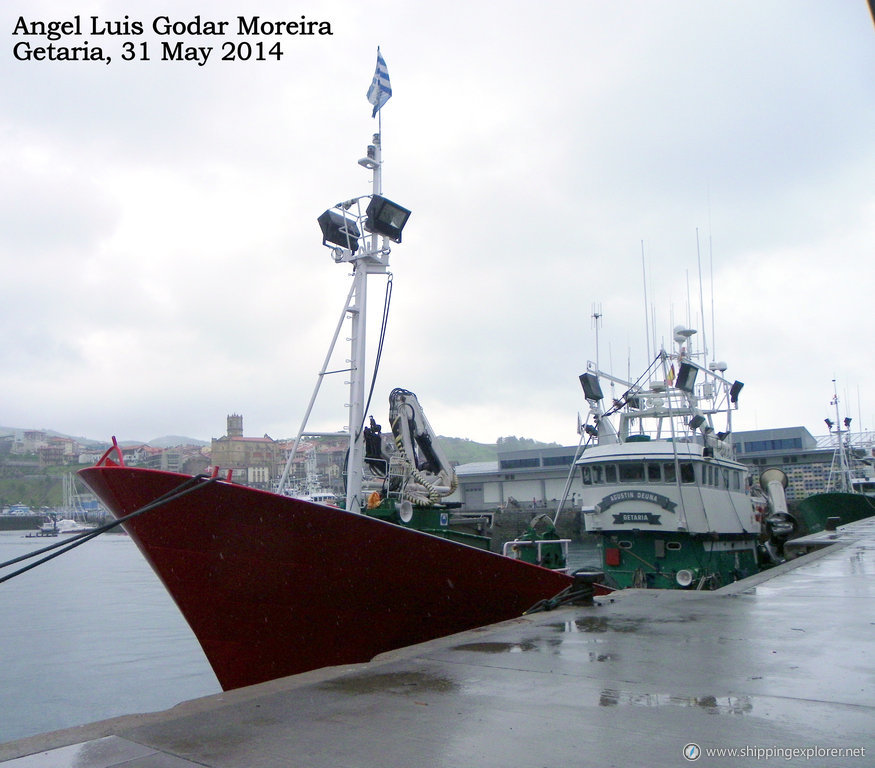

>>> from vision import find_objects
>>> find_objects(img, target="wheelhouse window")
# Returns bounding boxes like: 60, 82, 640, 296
583, 461, 706, 485
582, 465, 604, 485
619, 463, 645, 482
680, 462, 696, 483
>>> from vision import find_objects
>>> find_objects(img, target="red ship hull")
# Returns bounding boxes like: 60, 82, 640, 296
79, 466, 573, 690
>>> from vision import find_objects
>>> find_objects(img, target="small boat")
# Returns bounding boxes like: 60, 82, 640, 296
295, 489, 338, 506
574, 325, 791, 590
797, 384, 875, 533
38, 518, 96, 535
78, 78, 576, 691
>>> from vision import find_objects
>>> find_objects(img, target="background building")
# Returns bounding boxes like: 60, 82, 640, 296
453, 445, 585, 512
209, 414, 347, 492
210, 415, 284, 489
735, 426, 874, 501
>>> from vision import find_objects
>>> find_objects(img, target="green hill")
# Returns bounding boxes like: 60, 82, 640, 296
437, 435, 560, 465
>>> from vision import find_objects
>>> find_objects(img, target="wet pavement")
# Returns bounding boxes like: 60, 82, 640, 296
2, 517, 873, 767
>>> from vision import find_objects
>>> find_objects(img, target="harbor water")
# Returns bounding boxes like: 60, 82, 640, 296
0, 529, 599, 745
0, 530, 220, 744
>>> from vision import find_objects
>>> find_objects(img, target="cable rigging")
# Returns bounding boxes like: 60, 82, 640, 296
0, 474, 217, 585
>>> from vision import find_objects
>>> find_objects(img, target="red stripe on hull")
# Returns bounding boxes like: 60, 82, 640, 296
79, 466, 572, 690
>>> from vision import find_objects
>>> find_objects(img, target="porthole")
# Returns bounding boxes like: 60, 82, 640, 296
617, 540, 633, 549
666, 542, 682, 551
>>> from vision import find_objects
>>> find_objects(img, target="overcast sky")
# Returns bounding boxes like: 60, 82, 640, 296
2, 0, 873, 447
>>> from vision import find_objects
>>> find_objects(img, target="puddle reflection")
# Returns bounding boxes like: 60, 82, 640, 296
452, 640, 619, 662
599, 688, 754, 714
318, 670, 459, 696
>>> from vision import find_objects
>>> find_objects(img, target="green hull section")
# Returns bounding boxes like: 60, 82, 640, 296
596, 532, 758, 590
797, 492, 875, 535
358, 498, 492, 550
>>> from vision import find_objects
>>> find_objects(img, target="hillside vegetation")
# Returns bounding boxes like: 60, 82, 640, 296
437, 435, 560, 464
0, 463, 71, 508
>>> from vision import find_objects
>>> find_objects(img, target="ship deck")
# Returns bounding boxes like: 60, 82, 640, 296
2, 517, 873, 767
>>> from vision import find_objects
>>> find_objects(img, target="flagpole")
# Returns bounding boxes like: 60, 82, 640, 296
376, 114, 382, 195
376, 76, 383, 196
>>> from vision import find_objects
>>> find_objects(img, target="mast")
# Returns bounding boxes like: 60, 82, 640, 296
276, 134, 397, 510
696, 228, 709, 362
591, 305, 602, 372
345, 134, 386, 512
828, 380, 852, 493
641, 241, 650, 360
279, 48, 405, 512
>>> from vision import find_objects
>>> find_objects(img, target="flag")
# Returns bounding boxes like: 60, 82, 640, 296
366, 47, 392, 117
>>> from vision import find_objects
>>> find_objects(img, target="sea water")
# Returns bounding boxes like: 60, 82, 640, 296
0, 531, 220, 744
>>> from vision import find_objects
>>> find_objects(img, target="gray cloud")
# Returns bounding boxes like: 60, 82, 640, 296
2, 0, 873, 444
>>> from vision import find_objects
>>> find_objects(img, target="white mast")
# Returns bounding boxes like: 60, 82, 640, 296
278, 49, 402, 512
591, 304, 602, 372
641, 241, 650, 360
345, 134, 387, 512
275, 134, 396, 511
828, 380, 851, 493
695, 228, 709, 362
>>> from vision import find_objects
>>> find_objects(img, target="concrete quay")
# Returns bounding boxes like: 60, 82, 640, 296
2, 517, 873, 767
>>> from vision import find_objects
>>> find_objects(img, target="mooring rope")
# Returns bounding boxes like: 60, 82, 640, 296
0, 474, 217, 585
524, 569, 614, 613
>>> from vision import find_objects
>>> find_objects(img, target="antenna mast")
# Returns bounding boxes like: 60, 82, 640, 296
696, 228, 709, 362
592, 304, 603, 371
829, 380, 851, 492
641, 241, 651, 361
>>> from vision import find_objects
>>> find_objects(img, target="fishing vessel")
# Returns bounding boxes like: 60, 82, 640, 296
78, 64, 575, 691
575, 325, 791, 589
797, 385, 875, 533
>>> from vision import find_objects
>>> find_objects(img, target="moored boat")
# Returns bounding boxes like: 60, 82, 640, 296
78, 58, 576, 691
799, 492, 875, 534
38, 518, 96, 535
79, 460, 573, 690
797, 384, 875, 533
574, 325, 791, 589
